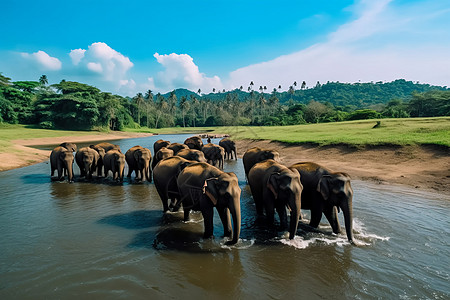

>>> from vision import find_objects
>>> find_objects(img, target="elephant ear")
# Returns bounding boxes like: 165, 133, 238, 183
133, 149, 141, 161
317, 175, 332, 200
267, 172, 280, 199
203, 178, 218, 205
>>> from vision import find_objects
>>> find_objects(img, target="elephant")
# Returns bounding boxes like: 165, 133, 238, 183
177, 162, 241, 245
59, 142, 77, 152
290, 162, 355, 244
176, 149, 207, 163
151, 146, 174, 170
243, 147, 281, 177
202, 143, 225, 169
75, 147, 100, 179
50, 146, 74, 182
184, 136, 204, 150
219, 138, 237, 160
153, 139, 171, 155
125, 145, 152, 182
94, 142, 121, 153
167, 142, 189, 155
89, 145, 106, 177
153, 156, 195, 212
248, 159, 302, 239
103, 149, 126, 182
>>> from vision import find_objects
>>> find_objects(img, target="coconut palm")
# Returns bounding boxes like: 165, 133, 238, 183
39, 75, 48, 85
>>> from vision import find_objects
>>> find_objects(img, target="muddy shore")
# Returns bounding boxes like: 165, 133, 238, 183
1, 133, 448, 194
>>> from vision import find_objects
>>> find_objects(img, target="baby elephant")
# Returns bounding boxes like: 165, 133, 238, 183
125, 145, 152, 182
75, 147, 100, 179
104, 150, 126, 182
50, 146, 74, 182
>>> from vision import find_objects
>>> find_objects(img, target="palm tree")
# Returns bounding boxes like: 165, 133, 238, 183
197, 88, 202, 95
39, 75, 48, 85
288, 85, 295, 101
144, 90, 153, 127
239, 86, 243, 91
212, 88, 216, 93
134, 92, 145, 126
301, 81, 306, 90
293, 81, 297, 88
278, 85, 282, 91
179, 96, 190, 127
250, 81, 254, 91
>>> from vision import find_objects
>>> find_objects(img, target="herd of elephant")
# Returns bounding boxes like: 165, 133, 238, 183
50, 136, 355, 246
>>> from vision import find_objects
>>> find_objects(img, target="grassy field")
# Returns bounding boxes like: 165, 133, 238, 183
213, 118, 450, 147
2, 117, 449, 150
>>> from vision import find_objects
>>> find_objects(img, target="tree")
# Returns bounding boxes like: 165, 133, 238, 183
179, 96, 190, 127
39, 75, 48, 86
304, 100, 330, 123
301, 81, 306, 90
197, 88, 202, 95
0, 73, 12, 86
133, 92, 145, 126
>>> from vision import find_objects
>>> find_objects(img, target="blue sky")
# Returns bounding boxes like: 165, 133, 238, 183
1, 0, 449, 96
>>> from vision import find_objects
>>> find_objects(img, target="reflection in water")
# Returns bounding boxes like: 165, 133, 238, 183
0, 134, 449, 299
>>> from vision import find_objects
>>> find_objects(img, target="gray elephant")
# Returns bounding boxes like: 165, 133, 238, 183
248, 159, 302, 239
94, 142, 121, 153
152, 146, 174, 170
75, 147, 100, 179
202, 143, 225, 169
153, 139, 171, 154
219, 138, 237, 160
125, 145, 152, 182
50, 146, 74, 182
153, 156, 194, 212
243, 147, 281, 177
176, 149, 207, 163
103, 149, 126, 182
59, 142, 77, 152
184, 136, 204, 150
168, 142, 189, 155
177, 162, 241, 245
290, 162, 355, 244
89, 144, 106, 177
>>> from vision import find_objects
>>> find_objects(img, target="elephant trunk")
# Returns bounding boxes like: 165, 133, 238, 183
144, 161, 152, 182
228, 199, 241, 245
84, 160, 91, 178
288, 196, 301, 239
340, 199, 354, 244
66, 160, 74, 182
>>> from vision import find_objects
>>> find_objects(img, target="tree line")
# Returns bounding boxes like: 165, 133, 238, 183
1, 72, 449, 130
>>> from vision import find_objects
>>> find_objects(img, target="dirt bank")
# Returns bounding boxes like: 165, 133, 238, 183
0, 132, 154, 172
235, 140, 450, 194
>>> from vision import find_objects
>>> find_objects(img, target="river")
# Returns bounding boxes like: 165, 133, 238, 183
0, 134, 449, 299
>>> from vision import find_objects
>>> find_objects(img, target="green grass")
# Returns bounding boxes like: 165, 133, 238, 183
0, 124, 100, 153
208, 117, 450, 147
2, 117, 449, 152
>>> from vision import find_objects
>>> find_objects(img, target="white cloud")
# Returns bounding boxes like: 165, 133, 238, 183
150, 52, 222, 93
20, 50, 62, 71
69, 49, 86, 65
87, 62, 103, 73
227, 0, 450, 90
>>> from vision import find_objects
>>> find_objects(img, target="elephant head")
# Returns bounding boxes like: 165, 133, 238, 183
59, 142, 77, 152
134, 147, 152, 181
59, 148, 74, 182
317, 173, 354, 243
203, 172, 241, 245
267, 168, 302, 239
184, 136, 204, 150
176, 149, 207, 163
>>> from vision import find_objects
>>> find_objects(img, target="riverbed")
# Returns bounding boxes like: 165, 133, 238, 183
1, 134, 449, 299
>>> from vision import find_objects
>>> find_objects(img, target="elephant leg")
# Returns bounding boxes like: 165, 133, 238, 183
183, 206, 191, 222
200, 196, 215, 239
57, 164, 64, 180
276, 204, 288, 231
324, 205, 342, 234
218, 206, 232, 238
264, 198, 276, 226
127, 167, 132, 177
309, 208, 323, 228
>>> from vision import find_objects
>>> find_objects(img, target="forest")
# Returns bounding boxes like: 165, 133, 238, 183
1, 72, 449, 130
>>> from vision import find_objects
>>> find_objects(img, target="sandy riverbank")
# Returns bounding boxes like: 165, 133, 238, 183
235, 140, 450, 194
0, 132, 154, 172
1, 133, 449, 194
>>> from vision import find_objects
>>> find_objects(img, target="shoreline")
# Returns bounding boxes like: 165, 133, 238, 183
0, 132, 154, 172
234, 139, 450, 195
1, 133, 449, 195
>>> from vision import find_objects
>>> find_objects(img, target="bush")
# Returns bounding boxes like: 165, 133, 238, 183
39, 121, 54, 129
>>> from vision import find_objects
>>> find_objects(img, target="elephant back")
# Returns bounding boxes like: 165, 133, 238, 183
176, 149, 207, 162
243, 147, 281, 177
184, 136, 204, 150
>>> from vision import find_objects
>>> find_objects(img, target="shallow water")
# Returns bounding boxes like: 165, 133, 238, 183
1, 134, 449, 299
